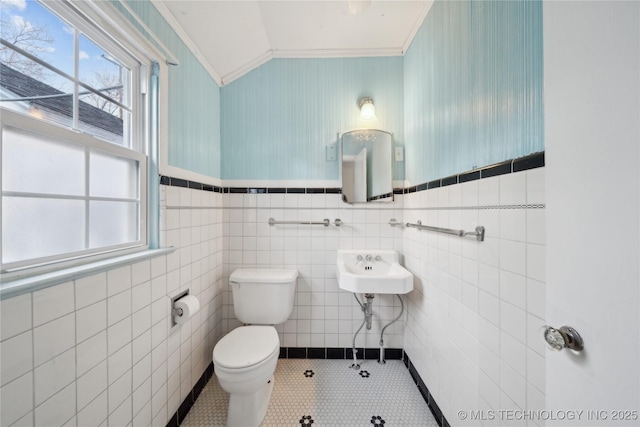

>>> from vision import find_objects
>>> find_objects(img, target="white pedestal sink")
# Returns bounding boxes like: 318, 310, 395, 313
336, 250, 413, 294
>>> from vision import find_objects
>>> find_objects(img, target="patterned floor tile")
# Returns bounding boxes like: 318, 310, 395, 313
180, 359, 438, 427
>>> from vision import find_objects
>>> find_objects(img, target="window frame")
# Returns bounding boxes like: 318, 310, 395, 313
0, 0, 154, 280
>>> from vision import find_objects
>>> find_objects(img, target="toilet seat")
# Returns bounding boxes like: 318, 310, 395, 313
213, 326, 279, 370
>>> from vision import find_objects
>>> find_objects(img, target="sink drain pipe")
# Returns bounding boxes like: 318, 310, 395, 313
350, 293, 374, 369
378, 294, 404, 364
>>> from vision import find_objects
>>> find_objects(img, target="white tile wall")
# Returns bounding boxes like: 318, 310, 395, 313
222, 192, 406, 350
0, 185, 224, 427
0, 169, 544, 426
402, 169, 546, 427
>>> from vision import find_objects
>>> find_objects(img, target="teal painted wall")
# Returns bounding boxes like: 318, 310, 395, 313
113, 0, 221, 178
404, 0, 544, 184
221, 57, 404, 181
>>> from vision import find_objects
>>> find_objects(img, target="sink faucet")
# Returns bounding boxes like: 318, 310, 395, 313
365, 254, 373, 261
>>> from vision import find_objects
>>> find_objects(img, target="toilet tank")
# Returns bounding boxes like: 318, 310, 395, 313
229, 269, 298, 324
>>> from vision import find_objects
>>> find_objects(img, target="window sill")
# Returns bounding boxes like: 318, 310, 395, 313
0, 247, 176, 300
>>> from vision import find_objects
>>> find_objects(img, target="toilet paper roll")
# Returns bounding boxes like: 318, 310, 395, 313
174, 295, 200, 325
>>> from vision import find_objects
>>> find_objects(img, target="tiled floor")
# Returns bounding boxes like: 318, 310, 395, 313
182, 358, 438, 426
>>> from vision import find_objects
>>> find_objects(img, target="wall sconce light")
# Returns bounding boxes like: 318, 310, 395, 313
359, 97, 377, 122
359, 97, 378, 128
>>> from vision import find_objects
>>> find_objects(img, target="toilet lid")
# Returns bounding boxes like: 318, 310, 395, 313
213, 326, 279, 369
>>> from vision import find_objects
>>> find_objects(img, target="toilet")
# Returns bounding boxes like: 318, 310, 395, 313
212, 268, 298, 426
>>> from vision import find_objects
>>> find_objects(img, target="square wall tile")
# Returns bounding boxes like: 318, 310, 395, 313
77, 390, 108, 427
34, 348, 75, 406
109, 396, 132, 427
1, 331, 33, 386
500, 172, 527, 205
75, 273, 107, 309
76, 301, 107, 344
34, 313, 75, 366
34, 381, 76, 427
107, 265, 132, 297
33, 281, 75, 327
1, 293, 32, 341
108, 316, 132, 356
108, 290, 132, 327
0, 372, 33, 426
77, 360, 107, 411
77, 331, 107, 376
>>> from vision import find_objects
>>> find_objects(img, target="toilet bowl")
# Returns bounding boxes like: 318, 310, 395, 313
213, 326, 279, 426
212, 269, 298, 427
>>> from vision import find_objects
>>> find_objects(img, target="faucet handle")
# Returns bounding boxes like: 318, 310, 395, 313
365, 254, 373, 261
356, 255, 363, 261
375, 255, 382, 261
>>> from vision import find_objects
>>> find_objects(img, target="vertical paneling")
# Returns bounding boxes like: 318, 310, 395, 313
112, 0, 221, 178
404, 0, 543, 184
220, 57, 404, 181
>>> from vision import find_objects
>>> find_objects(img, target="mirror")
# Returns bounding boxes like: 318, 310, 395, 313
341, 129, 393, 203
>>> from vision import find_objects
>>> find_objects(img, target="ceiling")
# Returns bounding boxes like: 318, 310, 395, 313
153, 1, 433, 86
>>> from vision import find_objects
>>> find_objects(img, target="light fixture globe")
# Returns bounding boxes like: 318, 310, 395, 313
359, 97, 377, 121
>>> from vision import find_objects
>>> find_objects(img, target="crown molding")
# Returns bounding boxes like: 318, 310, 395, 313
149, 1, 433, 86
273, 47, 403, 59
402, 0, 434, 54
150, 0, 223, 87
220, 49, 274, 86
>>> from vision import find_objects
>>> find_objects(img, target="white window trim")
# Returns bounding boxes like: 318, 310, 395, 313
0, 0, 173, 295
1, 108, 148, 272
0, 247, 175, 300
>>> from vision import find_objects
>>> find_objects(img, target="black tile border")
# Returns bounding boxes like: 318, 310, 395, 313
403, 353, 449, 427
168, 361, 214, 427
159, 152, 543, 199
279, 347, 403, 361
170, 348, 446, 427
159, 176, 223, 193
399, 151, 544, 194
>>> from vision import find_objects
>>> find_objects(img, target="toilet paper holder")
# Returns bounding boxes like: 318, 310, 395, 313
171, 289, 190, 326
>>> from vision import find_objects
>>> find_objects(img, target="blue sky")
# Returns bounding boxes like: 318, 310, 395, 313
1, 0, 123, 93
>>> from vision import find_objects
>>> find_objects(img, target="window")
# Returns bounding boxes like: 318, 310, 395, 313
0, 0, 149, 275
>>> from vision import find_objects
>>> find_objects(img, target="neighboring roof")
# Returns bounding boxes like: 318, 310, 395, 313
0, 62, 123, 136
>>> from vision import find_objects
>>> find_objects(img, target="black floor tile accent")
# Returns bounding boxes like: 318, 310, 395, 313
371, 415, 386, 425
299, 415, 314, 425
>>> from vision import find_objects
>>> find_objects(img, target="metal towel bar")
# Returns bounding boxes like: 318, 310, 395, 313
268, 218, 343, 227
405, 220, 485, 241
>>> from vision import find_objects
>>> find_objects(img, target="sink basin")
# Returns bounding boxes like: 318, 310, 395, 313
336, 250, 413, 294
